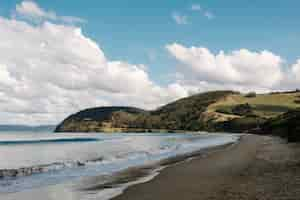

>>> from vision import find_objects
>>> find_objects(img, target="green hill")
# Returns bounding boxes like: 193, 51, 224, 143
55, 90, 300, 141
55, 106, 146, 132
55, 91, 236, 132
261, 109, 300, 142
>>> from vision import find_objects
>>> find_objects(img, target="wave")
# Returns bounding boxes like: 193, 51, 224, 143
0, 137, 100, 145
0, 133, 241, 195
0, 156, 104, 179
77, 141, 237, 200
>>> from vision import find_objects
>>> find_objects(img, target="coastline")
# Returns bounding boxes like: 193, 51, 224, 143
77, 136, 239, 198
0, 133, 239, 200
2, 134, 300, 200
111, 134, 300, 200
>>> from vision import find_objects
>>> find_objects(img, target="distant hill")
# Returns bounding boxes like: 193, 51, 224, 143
0, 125, 56, 132
55, 90, 300, 141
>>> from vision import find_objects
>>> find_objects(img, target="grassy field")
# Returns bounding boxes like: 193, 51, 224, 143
209, 92, 300, 118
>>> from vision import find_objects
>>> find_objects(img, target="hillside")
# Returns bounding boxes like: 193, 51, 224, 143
261, 109, 300, 142
206, 91, 300, 133
55, 107, 146, 132
55, 90, 300, 140
55, 91, 236, 132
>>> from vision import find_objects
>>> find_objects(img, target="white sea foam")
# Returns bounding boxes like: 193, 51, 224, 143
0, 132, 240, 196
91, 167, 164, 200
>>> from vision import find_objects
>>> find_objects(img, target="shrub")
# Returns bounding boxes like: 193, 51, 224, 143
232, 103, 253, 116
294, 100, 300, 104
245, 92, 256, 98
216, 107, 233, 115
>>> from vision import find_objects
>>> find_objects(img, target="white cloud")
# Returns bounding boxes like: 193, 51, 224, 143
291, 60, 300, 82
188, 4, 215, 20
277, 60, 300, 90
16, 1, 48, 18
166, 83, 189, 98
166, 43, 292, 92
190, 4, 201, 11
172, 12, 188, 25
171, 4, 215, 25
204, 11, 215, 19
15, 1, 85, 24
0, 4, 188, 125
2, 1, 300, 126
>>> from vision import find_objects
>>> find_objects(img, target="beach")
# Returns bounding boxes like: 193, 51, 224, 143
1, 134, 300, 200
112, 134, 300, 200
0, 132, 239, 200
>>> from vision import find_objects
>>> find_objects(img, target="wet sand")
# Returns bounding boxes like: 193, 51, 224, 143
2, 134, 300, 200
112, 134, 300, 200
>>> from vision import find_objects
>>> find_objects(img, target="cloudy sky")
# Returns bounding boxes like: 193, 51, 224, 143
0, 0, 300, 125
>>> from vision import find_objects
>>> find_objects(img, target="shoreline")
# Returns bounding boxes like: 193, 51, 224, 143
77, 138, 239, 198
0, 133, 240, 199
0, 132, 237, 180
2, 134, 300, 200
111, 134, 300, 200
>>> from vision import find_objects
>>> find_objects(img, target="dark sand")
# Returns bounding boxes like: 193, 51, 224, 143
112, 135, 300, 200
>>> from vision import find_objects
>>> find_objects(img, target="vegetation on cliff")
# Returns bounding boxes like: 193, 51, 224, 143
55, 90, 300, 141
262, 109, 300, 142
55, 91, 237, 132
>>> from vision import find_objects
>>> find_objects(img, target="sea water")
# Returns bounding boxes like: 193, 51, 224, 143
0, 131, 240, 199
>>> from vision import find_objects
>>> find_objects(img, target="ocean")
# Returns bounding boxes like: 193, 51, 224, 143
0, 131, 240, 200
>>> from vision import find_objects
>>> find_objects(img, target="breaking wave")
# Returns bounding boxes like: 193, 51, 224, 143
0, 137, 100, 145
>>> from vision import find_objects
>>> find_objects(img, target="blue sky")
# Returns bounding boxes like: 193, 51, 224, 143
1, 0, 300, 84
0, 0, 300, 124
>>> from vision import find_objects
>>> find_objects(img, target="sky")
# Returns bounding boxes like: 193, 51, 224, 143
0, 0, 300, 125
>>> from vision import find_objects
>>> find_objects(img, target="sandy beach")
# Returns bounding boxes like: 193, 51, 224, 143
112, 134, 300, 200
1, 134, 300, 200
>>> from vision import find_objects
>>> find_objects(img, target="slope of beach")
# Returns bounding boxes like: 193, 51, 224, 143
0, 133, 239, 199
112, 134, 300, 200
1, 134, 300, 200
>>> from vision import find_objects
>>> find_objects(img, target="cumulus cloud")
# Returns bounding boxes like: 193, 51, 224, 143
189, 4, 215, 20
0, 3, 189, 125
172, 3, 215, 25
190, 4, 201, 11
166, 43, 283, 87
0, 17, 172, 118
204, 11, 215, 19
1, 1, 300, 125
165, 43, 300, 93
172, 12, 188, 25
291, 60, 300, 82
15, 0, 85, 24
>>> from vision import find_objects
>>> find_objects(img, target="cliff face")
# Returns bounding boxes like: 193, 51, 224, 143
55, 90, 300, 141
